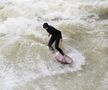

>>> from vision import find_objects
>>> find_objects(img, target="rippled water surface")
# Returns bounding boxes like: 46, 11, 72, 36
0, 0, 108, 90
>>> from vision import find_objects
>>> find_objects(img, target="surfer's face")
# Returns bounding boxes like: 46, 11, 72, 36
44, 27, 48, 29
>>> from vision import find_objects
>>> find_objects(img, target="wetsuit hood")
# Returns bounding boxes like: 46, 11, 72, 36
43, 23, 49, 28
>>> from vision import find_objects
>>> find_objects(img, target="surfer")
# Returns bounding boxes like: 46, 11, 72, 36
43, 23, 65, 60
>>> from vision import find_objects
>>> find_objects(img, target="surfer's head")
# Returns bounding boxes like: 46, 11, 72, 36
43, 23, 49, 29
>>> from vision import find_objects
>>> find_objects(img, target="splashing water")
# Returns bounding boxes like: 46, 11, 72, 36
0, 0, 108, 90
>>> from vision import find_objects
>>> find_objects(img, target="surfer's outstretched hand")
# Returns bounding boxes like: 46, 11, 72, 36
48, 34, 50, 37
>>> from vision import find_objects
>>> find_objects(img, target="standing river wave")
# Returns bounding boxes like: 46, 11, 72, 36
0, 0, 108, 90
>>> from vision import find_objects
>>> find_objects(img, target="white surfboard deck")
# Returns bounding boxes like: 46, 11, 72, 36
55, 52, 73, 64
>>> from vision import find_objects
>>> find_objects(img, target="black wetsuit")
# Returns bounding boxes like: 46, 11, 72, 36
46, 25, 64, 55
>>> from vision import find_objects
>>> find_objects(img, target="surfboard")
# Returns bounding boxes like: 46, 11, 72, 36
55, 52, 73, 64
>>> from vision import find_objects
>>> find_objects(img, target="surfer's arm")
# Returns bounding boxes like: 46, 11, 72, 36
60, 32, 63, 42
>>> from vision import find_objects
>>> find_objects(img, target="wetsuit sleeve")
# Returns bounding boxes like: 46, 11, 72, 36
60, 31, 62, 39
46, 26, 54, 35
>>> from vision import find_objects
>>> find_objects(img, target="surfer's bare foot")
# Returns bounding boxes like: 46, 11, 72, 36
62, 55, 66, 62
52, 50, 55, 54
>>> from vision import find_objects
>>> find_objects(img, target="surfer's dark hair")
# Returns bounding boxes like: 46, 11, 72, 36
43, 23, 49, 28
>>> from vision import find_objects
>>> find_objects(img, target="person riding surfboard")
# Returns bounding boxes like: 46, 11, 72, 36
43, 23, 66, 62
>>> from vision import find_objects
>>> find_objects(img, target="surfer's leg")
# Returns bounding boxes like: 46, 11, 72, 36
55, 38, 64, 56
48, 36, 56, 51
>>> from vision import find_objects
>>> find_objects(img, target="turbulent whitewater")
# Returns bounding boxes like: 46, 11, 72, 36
0, 0, 108, 90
